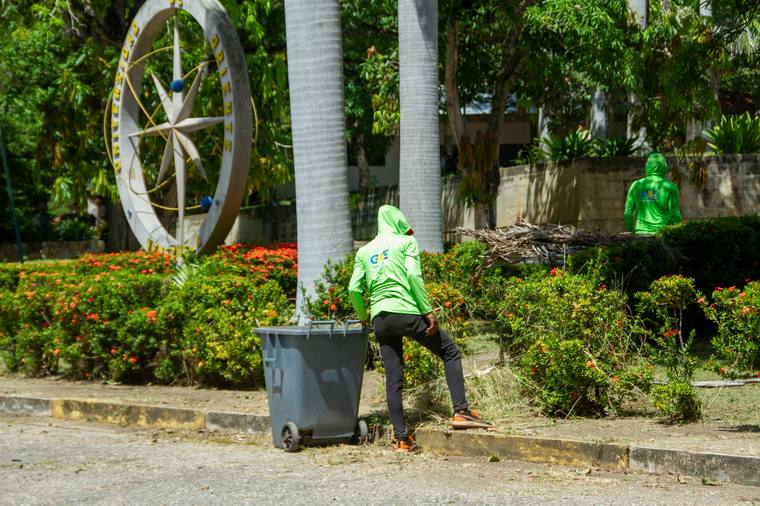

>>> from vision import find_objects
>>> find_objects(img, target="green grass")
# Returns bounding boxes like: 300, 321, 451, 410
700, 384, 760, 425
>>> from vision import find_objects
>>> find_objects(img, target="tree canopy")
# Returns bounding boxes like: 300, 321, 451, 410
1, 0, 759, 240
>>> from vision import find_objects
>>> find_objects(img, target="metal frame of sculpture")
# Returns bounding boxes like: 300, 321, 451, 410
108, 0, 252, 255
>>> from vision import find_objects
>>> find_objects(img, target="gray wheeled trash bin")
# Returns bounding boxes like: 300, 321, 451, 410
253, 320, 369, 452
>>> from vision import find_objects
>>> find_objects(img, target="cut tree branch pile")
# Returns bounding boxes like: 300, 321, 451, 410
456, 219, 657, 267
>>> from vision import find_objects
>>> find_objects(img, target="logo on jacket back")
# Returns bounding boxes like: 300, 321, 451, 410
641, 189, 658, 201
370, 249, 390, 265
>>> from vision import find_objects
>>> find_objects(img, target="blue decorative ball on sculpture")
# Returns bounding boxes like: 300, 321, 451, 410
169, 79, 184, 93
200, 196, 213, 211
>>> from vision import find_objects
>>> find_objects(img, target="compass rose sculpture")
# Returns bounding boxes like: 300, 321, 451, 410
108, 0, 252, 255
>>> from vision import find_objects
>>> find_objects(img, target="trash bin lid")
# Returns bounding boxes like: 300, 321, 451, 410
253, 321, 366, 338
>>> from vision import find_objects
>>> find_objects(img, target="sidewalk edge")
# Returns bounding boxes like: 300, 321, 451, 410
414, 428, 629, 471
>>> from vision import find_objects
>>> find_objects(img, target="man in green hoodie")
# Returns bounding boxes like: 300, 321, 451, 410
624, 152, 682, 234
349, 205, 492, 452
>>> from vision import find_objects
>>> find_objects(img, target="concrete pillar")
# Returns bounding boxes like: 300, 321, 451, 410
628, 0, 648, 152
590, 89, 608, 139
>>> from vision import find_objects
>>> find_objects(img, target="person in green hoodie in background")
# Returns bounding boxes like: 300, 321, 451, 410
349, 205, 492, 453
624, 152, 682, 234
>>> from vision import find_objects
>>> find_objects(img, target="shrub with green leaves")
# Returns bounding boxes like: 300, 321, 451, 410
635, 275, 702, 423
174, 277, 291, 387
704, 113, 760, 154
651, 380, 702, 425
0, 247, 296, 387
590, 136, 637, 157
541, 128, 594, 161
498, 269, 651, 415
703, 282, 760, 378
570, 215, 760, 298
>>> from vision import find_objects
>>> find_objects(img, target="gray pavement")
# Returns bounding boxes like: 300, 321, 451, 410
2, 414, 760, 505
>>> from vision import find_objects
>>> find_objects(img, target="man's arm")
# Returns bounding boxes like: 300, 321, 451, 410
624, 181, 637, 232
404, 238, 434, 318
348, 256, 369, 322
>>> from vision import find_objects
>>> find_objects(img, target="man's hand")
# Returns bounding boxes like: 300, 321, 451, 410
425, 312, 439, 336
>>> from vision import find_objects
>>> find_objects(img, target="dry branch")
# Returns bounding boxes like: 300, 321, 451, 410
455, 219, 654, 267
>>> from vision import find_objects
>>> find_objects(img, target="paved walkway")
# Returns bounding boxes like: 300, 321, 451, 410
2, 375, 759, 487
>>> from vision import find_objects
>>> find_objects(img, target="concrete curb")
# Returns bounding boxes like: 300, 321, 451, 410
414, 428, 760, 488
3, 394, 760, 487
630, 445, 760, 488
414, 429, 629, 471
0, 394, 270, 435
0, 396, 51, 417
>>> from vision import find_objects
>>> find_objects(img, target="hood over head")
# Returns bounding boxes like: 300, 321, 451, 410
377, 205, 412, 235
645, 152, 668, 177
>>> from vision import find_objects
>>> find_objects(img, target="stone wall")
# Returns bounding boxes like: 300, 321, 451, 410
0, 240, 105, 262
110, 154, 760, 252
493, 154, 760, 233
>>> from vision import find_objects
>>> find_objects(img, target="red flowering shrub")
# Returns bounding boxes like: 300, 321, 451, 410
0, 244, 296, 386
214, 242, 298, 297
703, 281, 760, 377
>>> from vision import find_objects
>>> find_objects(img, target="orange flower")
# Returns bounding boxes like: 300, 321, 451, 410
222, 299, 232, 306
197, 360, 204, 368
146, 309, 158, 322
719, 367, 726, 376
611, 375, 620, 382
531, 366, 539, 375
586, 360, 596, 369
444, 301, 453, 308
129, 356, 138, 364
52, 348, 61, 357
110, 348, 117, 355
329, 304, 337, 312
742, 307, 751, 315
697, 297, 706, 304
663, 329, 679, 338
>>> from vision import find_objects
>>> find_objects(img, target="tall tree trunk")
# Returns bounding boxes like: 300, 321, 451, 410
590, 89, 608, 139
628, 0, 649, 151
444, 16, 517, 229
687, 1, 719, 143
355, 131, 371, 191
285, 0, 353, 321
398, 0, 443, 252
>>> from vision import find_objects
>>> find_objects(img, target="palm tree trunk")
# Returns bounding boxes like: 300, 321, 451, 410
285, 0, 353, 321
398, 0, 443, 253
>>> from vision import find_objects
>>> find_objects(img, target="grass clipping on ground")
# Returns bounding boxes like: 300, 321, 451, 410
404, 363, 537, 430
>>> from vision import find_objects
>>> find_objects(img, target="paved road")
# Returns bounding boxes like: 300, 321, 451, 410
1, 415, 759, 505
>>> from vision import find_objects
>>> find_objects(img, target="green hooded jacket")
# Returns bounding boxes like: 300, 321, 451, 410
624, 153, 682, 234
348, 205, 433, 321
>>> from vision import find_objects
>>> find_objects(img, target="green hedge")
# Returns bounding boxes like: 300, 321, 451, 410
570, 215, 760, 297
0, 248, 295, 387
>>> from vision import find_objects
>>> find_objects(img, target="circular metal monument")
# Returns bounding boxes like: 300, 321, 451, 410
109, 0, 252, 255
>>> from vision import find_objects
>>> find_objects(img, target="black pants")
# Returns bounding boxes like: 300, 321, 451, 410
373, 312, 468, 439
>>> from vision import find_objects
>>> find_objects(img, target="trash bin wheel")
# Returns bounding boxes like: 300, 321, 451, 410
281, 422, 300, 452
352, 419, 369, 444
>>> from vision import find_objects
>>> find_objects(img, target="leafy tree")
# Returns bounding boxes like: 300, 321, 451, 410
0, 0, 295, 245
341, 0, 396, 191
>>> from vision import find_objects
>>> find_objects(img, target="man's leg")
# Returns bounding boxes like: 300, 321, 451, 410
409, 316, 468, 413
373, 314, 409, 440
